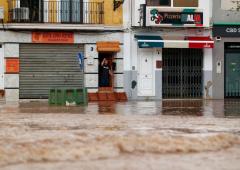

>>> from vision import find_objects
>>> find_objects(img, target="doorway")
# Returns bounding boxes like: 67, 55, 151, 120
225, 44, 240, 98
138, 49, 155, 96
0, 44, 4, 90
98, 52, 115, 90
162, 48, 203, 98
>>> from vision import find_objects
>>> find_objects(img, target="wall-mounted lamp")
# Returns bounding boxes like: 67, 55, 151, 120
113, 0, 124, 11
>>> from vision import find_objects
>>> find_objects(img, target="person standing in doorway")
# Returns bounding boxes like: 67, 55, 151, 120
100, 58, 113, 87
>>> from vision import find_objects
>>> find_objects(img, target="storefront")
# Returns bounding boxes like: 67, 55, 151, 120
17, 32, 83, 99
125, 2, 214, 100
213, 24, 240, 99
134, 35, 214, 99
0, 30, 124, 101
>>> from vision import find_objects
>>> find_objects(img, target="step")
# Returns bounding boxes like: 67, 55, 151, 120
98, 87, 114, 93
88, 92, 127, 102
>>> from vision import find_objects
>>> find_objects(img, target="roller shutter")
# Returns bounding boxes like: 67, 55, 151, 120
20, 44, 84, 99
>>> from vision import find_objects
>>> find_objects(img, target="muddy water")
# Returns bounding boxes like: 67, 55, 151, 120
0, 100, 240, 170
1, 100, 240, 117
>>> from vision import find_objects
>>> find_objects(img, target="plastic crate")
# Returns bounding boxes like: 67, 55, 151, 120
56, 89, 65, 105
48, 89, 56, 105
49, 88, 88, 106
75, 88, 88, 106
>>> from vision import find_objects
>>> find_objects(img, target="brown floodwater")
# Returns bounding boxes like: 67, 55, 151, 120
0, 100, 240, 170
1, 99, 240, 118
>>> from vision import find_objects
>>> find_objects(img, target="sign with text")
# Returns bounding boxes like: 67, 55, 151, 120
32, 32, 74, 43
146, 7, 203, 27
6, 58, 19, 73
213, 25, 240, 37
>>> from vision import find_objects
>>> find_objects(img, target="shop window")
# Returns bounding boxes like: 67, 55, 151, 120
174, 0, 198, 7
146, 0, 171, 6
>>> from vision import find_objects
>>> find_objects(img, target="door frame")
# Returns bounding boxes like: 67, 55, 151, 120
137, 48, 155, 97
0, 44, 4, 90
98, 52, 115, 91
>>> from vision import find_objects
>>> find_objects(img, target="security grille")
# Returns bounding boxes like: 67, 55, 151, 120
20, 44, 84, 99
163, 48, 203, 99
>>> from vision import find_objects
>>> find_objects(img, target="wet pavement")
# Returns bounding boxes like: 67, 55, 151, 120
0, 100, 240, 170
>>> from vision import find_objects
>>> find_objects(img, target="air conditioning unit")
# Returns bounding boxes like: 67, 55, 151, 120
12, 7, 29, 21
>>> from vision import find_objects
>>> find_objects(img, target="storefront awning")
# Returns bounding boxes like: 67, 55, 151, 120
97, 41, 120, 52
135, 35, 214, 49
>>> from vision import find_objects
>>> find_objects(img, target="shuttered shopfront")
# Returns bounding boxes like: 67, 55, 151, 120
162, 48, 203, 99
19, 44, 84, 99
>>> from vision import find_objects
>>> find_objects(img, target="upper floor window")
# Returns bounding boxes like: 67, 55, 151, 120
146, 0, 171, 6
146, 0, 198, 7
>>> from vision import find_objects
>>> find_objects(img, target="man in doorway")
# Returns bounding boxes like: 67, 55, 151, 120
100, 58, 113, 87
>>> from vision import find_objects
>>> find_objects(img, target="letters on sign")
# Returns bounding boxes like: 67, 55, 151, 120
32, 32, 74, 43
147, 8, 203, 26
213, 26, 240, 37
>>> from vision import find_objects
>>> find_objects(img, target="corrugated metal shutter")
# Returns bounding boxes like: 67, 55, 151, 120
20, 44, 84, 99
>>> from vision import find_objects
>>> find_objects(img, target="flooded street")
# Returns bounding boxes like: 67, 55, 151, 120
0, 100, 240, 170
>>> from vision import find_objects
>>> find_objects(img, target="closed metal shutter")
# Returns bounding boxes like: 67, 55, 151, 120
20, 44, 84, 99
163, 48, 203, 99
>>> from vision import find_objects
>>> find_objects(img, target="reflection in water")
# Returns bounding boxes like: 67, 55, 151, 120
224, 100, 240, 117
98, 101, 116, 114
162, 100, 204, 116
0, 100, 240, 117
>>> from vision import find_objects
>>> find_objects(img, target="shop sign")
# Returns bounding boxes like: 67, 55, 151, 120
213, 26, 240, 37
5, 58, 19, 73
32, 32, 74, 43
146, 7, 203, 26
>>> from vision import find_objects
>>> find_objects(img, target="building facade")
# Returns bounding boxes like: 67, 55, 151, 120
212, 0, 240, 99
123, 0, 214, 100
0, 0, 126, 102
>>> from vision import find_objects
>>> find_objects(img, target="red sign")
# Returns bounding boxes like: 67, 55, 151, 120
188, 36, 214, 49
32, 32, 74, 43
189, 42, 214, 49
6, 58, 19, 73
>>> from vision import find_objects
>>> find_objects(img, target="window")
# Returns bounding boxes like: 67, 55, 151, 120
147, 0, 171, 6
174, 0, 198, 7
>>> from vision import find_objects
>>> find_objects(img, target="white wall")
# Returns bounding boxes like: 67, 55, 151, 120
123, 0, 131, 29
199, 0, 211, 27
0, 45, 4, 90
203, 48, 213, 71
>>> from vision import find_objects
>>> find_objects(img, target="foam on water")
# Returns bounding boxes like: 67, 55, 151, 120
0, 133, 239, 166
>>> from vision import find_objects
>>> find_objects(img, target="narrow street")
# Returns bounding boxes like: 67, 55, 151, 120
0, 100, 239, 170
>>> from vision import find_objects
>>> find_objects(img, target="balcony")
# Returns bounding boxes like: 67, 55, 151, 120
8, 0, 104, 25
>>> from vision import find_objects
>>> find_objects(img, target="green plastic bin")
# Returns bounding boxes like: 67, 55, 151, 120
49, 88, 88, 106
